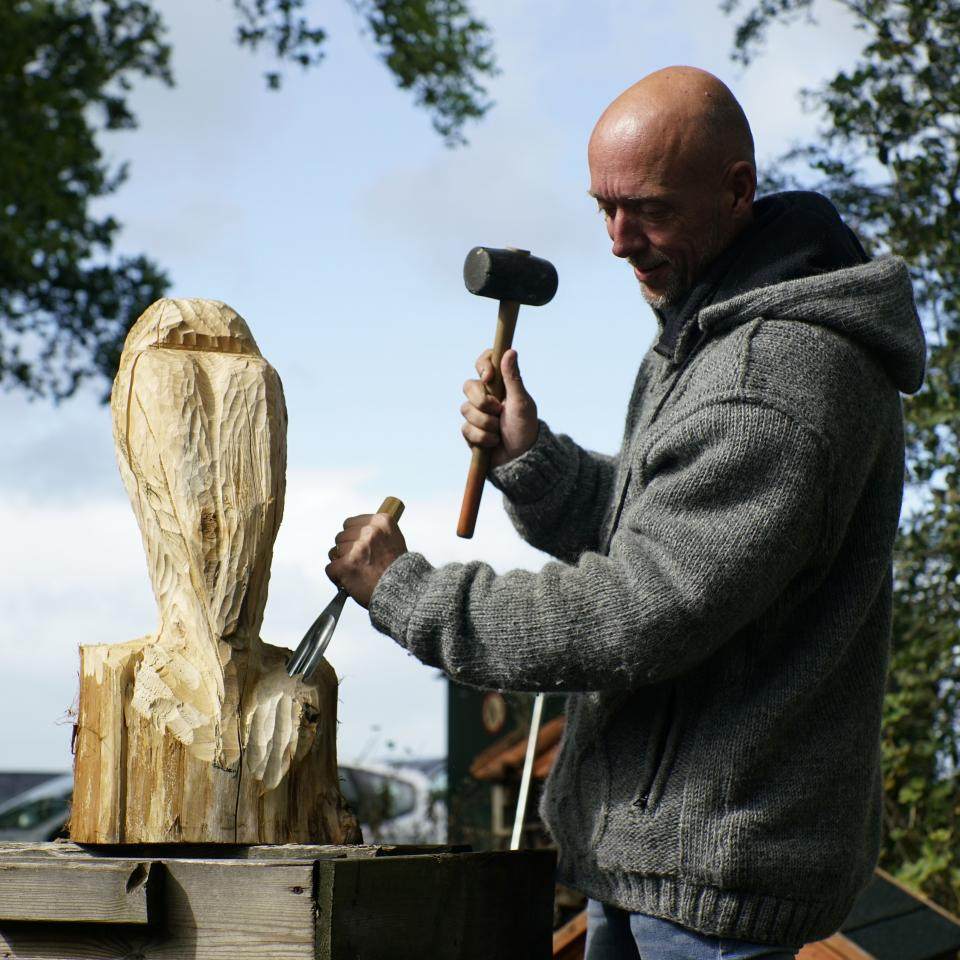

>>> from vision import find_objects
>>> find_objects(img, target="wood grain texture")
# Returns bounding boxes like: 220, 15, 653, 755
0, 859, 317, 960
551, 909, 587, 960
798, 934, 875, 959
71, 299, 359, 845
316, 850, 556, 959
0, 859, 154, 924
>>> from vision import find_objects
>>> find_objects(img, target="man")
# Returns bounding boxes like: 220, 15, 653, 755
326, 67, 926, 958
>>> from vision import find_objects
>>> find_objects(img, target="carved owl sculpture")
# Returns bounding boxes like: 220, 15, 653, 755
111, 298, 318, 789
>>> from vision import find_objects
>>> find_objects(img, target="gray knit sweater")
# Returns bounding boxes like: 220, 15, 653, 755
369, 255, 926, 948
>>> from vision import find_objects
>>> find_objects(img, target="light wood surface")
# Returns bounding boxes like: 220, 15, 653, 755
71, 299, 358, 845
798, 934, 875, 959
552, 909, 587, 960
0, 859, 155, 924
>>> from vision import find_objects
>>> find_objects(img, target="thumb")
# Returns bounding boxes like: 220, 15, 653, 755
500, 349, 528, 401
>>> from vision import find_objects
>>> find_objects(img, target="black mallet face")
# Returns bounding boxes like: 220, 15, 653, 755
463, 247, 559, 306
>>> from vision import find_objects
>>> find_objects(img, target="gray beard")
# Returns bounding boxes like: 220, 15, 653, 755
640, 268, 687, 309
640, 215, 728, 310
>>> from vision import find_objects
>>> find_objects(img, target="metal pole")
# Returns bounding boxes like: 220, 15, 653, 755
510, 692, 545, 850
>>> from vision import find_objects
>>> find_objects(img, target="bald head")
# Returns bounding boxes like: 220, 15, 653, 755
588, 67, 757, 308
591, 67, 755, 181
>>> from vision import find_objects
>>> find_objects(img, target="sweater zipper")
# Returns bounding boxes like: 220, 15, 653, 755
601, 329, 709, 557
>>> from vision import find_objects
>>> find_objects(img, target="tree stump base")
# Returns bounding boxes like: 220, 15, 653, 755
71, 639, 360, 845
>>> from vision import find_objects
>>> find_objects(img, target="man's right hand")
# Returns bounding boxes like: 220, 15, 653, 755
461, 348, 539, 468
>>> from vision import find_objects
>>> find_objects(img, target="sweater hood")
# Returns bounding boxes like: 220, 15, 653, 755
655, 191, 926, 395
699, 255, 927, 394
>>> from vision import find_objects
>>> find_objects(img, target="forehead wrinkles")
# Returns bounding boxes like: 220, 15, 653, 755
589, 117, 692, 197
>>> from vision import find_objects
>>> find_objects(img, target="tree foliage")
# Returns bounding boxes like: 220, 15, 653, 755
0, 0, 172, 400
349, 0, 495, 144
1, 0, 496, 401
723, 0, 960, 912
231, 0, 496, 143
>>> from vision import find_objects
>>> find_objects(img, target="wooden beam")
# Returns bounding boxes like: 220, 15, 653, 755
552, 909, 587, 959
0, 840, 464, 861
0, 859, 155, 924
873, 867, 960, 929
798, 933, 875, 959
847, 907, 960, 960
0, 858, 318, 960
316, 850, 556, 959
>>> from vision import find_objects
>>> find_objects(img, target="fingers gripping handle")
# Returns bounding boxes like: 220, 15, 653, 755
457, 300, 520, 538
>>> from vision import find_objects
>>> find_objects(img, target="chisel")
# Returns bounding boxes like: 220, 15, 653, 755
286, 496, 405, 680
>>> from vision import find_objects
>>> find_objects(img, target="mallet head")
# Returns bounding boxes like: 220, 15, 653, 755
456, 246, 557, 539
463, 246, 559, 306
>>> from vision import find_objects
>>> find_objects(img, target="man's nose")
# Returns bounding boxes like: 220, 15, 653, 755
609, 210, 649, 259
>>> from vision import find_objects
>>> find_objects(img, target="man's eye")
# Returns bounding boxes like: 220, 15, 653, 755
641, 205, 670, 221
597, 204, 613, 218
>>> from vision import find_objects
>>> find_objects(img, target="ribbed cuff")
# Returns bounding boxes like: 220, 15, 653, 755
489, 420, 570, 505
368, 551, 435, 655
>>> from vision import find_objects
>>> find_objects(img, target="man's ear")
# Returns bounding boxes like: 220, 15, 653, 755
727, 160, 756, 218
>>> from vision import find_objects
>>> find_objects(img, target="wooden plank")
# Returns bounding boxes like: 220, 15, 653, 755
873, 867, 960, 928
156, 859, 317, 960
0, 859, 154, 924
841, 872, 924, 931
316, 849, 556, 960
0, 859, 316, 959
846, 907, 960, 960
552, 909, 587, 960
0, 922, 158, 960
0, 840, 464, 862
798, 933, 875, 959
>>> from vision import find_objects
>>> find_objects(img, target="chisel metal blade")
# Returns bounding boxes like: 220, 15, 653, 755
287, 588, 348, 679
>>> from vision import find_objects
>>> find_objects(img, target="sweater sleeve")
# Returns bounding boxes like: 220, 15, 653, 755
370, 399, 829, 692
487, 420, 618, 562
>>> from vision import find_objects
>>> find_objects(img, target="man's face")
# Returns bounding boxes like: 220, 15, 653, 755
588, 123, 730, 308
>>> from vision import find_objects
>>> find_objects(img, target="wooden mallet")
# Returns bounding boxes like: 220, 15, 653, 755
457, 246, 558, 539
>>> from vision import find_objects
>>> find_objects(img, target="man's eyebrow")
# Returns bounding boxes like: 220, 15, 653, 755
587, 190, 669, 205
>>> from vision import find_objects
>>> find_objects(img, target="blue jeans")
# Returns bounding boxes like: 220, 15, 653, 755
585, 900, 797, 959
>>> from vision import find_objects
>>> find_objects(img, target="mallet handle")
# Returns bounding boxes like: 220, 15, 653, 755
457, 300, 520, 538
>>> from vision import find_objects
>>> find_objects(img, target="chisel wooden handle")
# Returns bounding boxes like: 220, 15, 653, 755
376, 496, 405, 523
457, 300, 520, 539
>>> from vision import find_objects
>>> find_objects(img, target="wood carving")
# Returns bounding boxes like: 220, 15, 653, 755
71, 298, 360, 844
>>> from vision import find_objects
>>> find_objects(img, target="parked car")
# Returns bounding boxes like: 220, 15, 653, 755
0, 764, 445, 844
0, 773, 72, 841
339, 763, 445, 844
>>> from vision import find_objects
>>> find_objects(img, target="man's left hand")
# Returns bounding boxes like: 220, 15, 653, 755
326, 513, 408, 608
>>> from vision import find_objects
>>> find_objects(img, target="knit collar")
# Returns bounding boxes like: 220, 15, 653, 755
652, 191, 870, 366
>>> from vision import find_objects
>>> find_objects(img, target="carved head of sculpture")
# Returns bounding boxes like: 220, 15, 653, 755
112, 297, 288, 650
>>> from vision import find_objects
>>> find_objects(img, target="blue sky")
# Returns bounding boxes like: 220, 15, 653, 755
0, 0, 864, 769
